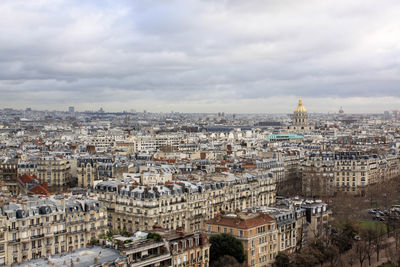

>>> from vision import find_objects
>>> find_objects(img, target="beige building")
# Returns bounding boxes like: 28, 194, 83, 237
301, 151, 400, 196
0, 197, 107, 266
259, 207, 298, 253
95, 172, 276, 234
166, 230, 210, 267
205, 212, 278, 267
37, 157, 72, 189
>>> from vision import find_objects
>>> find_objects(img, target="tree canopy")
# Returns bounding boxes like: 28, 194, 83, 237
209, 233, 246, 265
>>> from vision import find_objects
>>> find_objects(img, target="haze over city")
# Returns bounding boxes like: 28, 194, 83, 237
1, 0, 400, 113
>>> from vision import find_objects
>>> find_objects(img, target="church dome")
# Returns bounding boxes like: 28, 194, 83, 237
295, 98, 307, 113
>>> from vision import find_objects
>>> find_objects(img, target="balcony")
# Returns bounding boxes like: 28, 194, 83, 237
54, 229, 66, 235
129, 253, 172, 267
10, 238, 20, 244
31, 234, 44, 239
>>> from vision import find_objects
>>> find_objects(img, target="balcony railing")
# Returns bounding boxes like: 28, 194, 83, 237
31, 234, 44, 239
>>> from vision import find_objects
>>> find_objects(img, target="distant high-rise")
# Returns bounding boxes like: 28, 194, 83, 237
68, 106, 75, 113
393, 110, 399, 121
384, 111, 391, 120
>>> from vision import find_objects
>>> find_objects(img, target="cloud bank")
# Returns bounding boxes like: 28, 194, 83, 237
0, 0, 400, 113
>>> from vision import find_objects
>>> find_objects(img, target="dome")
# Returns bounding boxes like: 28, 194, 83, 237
295, 97, 307, 113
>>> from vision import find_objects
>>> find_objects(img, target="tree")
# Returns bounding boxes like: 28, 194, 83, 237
373, 224, 385, 263
209, 233, 246, 265
356, 225, 378, 266
331, 222, 356, 254
346, 250, 357, 267
355, 240, 368, 267
292, 251, 319, 267
147, 233, 162, 241
324, 244, 340, 267
275, 252, 290, 267
90, 237, 99, 245
211, 255, 244, 267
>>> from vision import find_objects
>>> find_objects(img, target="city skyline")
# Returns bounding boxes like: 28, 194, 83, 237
1, 0, 400, 112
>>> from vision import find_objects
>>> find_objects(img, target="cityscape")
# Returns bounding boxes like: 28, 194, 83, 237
1, 1, 400, 267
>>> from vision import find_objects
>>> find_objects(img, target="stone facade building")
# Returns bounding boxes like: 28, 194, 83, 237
94, 173, 276, 234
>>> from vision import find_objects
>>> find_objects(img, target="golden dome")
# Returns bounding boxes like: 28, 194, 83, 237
295, 97, 307, 113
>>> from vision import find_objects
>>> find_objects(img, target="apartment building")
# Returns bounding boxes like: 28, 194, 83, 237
119, 237, 172, 267
134, 134, 182, 152
301, 151, 400, 196
114, 230, 210, 267
37, 157, 72, 188
301, 152, 335, 197
76, 157, 113, 188
65, 198, 108, 252
167, 231, 210, 267
292, 199, 331, 243
0, 197, 107, 266
94, 172, 276, 234
0, 159, 19, 195
205, 212, 278, 267
259, 207, 297, 253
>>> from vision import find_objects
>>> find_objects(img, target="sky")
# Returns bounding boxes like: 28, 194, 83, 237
0, 0, 400, 113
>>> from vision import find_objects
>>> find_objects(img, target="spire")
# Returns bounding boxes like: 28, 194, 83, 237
295, 97, 306, 113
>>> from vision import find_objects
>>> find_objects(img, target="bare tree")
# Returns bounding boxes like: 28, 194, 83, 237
373, 224, 385, 263
355, 240, 368, 267
346, 250, 357, 267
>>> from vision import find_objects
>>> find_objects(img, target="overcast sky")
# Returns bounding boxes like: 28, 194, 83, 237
1, 0, 400, 113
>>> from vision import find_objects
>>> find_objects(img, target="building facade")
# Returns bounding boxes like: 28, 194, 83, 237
95, 173, 276, 234
205, 212, 278, 267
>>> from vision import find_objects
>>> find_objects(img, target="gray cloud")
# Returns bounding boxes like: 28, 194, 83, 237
0, 0, 400, 112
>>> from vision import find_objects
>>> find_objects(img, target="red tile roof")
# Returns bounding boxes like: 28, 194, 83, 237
19, 174, 35, 183
205, 213, 274, 229
29, 184, 51, 195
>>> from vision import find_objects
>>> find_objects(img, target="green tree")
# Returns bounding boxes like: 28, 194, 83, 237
147, 233, 162, 241
209, 233, 245, 264
90, 237, 99, 245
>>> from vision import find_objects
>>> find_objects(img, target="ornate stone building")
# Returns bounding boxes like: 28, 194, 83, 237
288, 98, 314, 132
0, 197, 107, 266
94, 172, 276, 234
